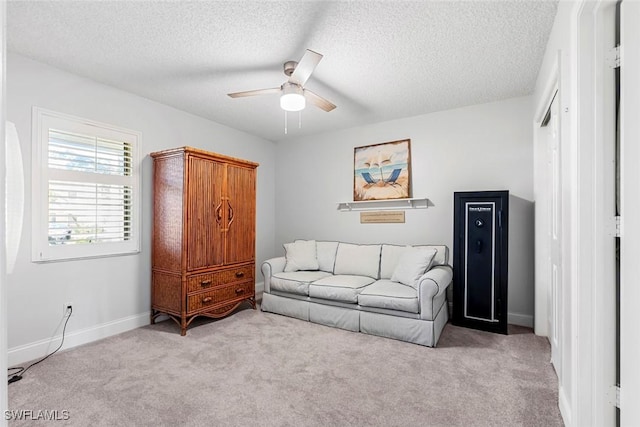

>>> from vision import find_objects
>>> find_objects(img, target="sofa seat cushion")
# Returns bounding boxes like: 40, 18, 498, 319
309, 275, 375, 303
271, 271, 333, 296
358, 280, 419, 314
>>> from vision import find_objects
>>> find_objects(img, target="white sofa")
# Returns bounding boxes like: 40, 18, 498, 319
261, 240, 453, 347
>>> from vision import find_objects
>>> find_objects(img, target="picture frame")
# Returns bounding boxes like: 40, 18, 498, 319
353, 139, 411, 201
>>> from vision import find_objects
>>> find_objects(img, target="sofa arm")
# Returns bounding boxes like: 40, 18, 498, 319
261, 257, 286, 294
417, 265, 453, 320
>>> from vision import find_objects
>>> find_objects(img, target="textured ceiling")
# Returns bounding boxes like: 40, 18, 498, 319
7, 1, 558, 142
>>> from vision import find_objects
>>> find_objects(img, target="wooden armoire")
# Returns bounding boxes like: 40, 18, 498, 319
150, 146, 258, 335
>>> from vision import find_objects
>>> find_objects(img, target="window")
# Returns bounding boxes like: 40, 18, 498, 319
32, 108, 141, 262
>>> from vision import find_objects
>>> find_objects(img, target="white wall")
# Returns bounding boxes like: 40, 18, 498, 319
274, 96, 535, 326
5, 53, 276, 364
1, 2, 8, 424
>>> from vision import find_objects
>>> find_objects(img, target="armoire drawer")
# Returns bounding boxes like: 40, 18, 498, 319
187, 281, 254, 312
187, 265, 254, 293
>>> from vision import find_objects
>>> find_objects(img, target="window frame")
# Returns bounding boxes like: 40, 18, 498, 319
31, 107, 142, 262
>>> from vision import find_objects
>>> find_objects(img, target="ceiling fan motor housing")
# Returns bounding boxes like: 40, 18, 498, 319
283, 60, 298, 76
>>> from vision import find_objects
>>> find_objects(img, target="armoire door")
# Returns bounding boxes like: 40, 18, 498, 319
453, 190, 509, 334
224, 164, 256, 265
186, 156, 225, 270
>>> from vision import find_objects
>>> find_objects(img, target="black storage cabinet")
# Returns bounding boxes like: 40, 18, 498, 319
452, 191, 509, 334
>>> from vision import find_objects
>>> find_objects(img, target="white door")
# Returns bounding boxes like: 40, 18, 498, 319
546, 92, 562, 375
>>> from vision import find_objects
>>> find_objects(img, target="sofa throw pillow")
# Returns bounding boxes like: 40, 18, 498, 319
391, 247, 438, 288
284, 240, 319, 272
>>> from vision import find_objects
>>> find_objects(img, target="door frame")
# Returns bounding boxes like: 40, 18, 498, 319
534, 1, 618, 425
0, 2, 8, 425
1, 1, 8, 425
572, 1, 617, 425
619, 1, 640, 424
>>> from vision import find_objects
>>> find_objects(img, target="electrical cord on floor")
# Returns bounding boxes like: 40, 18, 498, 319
7, 306, 72, 385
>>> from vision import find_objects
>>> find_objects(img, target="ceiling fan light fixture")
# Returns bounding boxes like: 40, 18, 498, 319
280, 82, 305, 112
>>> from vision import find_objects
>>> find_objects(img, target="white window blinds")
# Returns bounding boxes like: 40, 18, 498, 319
32, 108, 141, 262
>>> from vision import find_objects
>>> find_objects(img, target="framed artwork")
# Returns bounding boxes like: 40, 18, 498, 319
353, 139, 411, 201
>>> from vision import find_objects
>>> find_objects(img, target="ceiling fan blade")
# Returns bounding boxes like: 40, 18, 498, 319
289, 49, 323, 86
304, 89, 336, 112
227, 87, 281, 98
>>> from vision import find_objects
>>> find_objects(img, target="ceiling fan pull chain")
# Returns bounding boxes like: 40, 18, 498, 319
284, 111, 288, 134
298, 111, 302, 129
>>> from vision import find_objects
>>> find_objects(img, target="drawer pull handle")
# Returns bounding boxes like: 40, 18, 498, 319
235, 288, 244, 294
235, 272, 244, 278
202, 296, 213, 304
200, 280, 212, 288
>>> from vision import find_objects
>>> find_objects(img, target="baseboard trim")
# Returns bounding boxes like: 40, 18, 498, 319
558, 385, 571, 427
508, 312, 534, 328
255, 280, 264, 298
8, 312, 150, 366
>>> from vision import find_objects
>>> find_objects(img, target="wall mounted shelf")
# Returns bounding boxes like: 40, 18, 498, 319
337, 198, 429, 212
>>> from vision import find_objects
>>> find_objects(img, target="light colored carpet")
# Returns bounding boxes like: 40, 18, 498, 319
8, 305, 563, 426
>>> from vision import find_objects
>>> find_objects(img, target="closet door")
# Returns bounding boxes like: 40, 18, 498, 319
224, 164, 256, 265
186, 156, 225, 270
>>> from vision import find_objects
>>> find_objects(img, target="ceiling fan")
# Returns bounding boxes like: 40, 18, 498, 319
227, 49, 336, 113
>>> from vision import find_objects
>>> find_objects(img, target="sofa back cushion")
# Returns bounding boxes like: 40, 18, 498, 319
380, 244, 449, 279
333, 243, 382, 279
316, 241, 339, 272
429, 245, 449, 265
